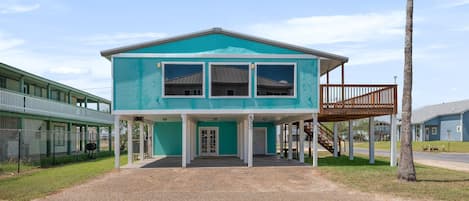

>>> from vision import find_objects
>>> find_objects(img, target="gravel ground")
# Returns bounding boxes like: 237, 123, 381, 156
37, 166, 419, 201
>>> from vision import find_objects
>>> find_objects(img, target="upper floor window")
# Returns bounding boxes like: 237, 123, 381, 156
255, 63, 296, 97
0, 76, 6, 89
163, 63, 204, 97
210, 63, 250, 97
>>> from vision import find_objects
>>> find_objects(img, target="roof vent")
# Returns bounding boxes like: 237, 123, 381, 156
212, 27, 223, 32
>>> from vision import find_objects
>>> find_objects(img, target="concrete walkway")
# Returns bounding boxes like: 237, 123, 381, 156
355, 148, 469, 172
38, 165, 418, 201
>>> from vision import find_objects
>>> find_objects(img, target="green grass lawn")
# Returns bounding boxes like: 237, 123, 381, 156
354, 141, 469, 153
0, 155, 127, 201
307, 152, 469, 201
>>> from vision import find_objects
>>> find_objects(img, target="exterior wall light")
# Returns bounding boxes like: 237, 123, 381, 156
157, 62, 161, 68
250, 63, 255, 69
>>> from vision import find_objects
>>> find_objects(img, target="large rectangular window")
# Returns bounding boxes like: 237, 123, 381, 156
256, 63, 295, 97
210, 63, 250, 97
163, 63, 204, 97
0, 76, 6, 89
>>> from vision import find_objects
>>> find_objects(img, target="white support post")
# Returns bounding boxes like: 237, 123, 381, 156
279, 124, 284, 158
411, 125, 416, 142
312, 113, 319, 167
127, 120, 133, 165
243, 118, 248, 163
239, 121, 244, 160
114, 116, 120, 169
419, 124, 424, 142
333, 122, 339, 158
150, 124, 154, 158
248, 113, 254, 167
299, 121, 305, 163
139, 122, 144, 161
348, 120, 354, 160
390, 114, 397, 167
237, 122, 241, 158
369, 117, 375, 164
181, 114, 187, 168
191, 120, 196, 160
186, 120, 191, 164
288, 122, 293, 160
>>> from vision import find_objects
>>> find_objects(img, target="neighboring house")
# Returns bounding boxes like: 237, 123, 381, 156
0, 63, 113, 161
375, 121, 391, 141
101, 28, 399, 168
404, 100, 469, 142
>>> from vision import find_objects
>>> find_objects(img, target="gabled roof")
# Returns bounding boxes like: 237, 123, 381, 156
412, 99, 469, 124
101, 28, 349, 75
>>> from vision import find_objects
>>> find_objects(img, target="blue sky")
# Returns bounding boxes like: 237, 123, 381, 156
0, 0, 468, 110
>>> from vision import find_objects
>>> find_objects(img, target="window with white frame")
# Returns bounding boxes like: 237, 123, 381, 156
256, 64, 295, 97
210, 64, 250, 97
163, 63, 204, 97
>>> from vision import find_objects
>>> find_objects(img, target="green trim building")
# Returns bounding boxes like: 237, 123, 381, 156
0, 62, 113, 161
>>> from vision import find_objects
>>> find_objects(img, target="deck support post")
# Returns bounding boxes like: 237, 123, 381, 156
411, 125, 416, 142
181, 114, 187, 168
390, 114, 397, 167
333, 122, 339, 158
312, 113, 318, 167
348, 120, 354, 160
139, 122, 144, 162
127, 120, 133, 165
114, 116, 120, 169
247, 113, 254, 167
299, 121, 305, 163
369, 117, 375, 164
287, 122, 293, 160
244, 118, 249, 164
279, 124, 284, 158
419, 124, 424, 142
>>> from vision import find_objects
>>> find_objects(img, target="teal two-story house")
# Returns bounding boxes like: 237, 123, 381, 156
102, 28, 398, 168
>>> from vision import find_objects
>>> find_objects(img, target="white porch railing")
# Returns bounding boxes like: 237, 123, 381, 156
0, 89, 113, 124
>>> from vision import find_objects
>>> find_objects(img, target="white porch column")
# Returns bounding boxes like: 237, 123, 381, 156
312, 113, 319, 167
348, 120, 354, 160
186, 119, 191, 164
299, 121, 305, 163
181, 114, 187, 168
150, 124, 154, 158
191, 120, 196, 160
127, 120, 133, 165
113, 115, 120, 169
239, 121, 244, 160
139, 122, 144, 161
287, 122, 293, 160
390, 114, 397, 167
369, 117, 375, 164
333, 122, 339, 158
237, 122, 241, 158
411, 125, 416, 142
247, 113, 254, 167
243, 118, 248, 163
279, 124, 284, 158
419, 124, 424, 141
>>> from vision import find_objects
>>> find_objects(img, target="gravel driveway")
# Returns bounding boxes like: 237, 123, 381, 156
38, 166, 417, 201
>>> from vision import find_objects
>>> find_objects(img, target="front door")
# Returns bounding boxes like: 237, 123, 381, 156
253, 127, 266, 155
199, 127, 218, 156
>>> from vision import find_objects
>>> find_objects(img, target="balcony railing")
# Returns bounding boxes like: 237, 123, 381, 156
320, 84, 398, 114
0, 89, 113, 124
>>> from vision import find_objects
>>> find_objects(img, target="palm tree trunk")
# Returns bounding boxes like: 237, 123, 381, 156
398, 0, 416, 181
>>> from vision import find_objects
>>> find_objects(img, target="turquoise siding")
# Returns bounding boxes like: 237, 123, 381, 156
113, 57, 318, 110
254, 122, 276, 154
153, 122, 182, 156
196, 121, 237, 155
126, 34, 302, 55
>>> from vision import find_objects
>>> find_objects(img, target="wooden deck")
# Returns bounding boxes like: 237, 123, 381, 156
319, 84, 398, 122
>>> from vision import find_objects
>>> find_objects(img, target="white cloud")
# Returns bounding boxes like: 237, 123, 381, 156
82, 32, 167, 46
439, 0, 469, 7
249, 11, 405, 46
0, 3, 40, 14
48, 67, 89, 75
0, 33, 24, 50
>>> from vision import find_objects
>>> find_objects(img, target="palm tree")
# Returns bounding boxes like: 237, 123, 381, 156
398, 0, 416, 181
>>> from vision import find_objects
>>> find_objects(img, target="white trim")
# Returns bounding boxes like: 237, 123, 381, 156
253, 127, 268, 155
114, 53, 317, 59
208, 62, 251, 98
113, 109, 319, 115
254, 62, 297, 99
198, 126, 219, 156
162, 62, 205, 98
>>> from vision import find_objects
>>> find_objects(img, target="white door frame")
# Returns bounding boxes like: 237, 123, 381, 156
253, 127, 268, 155
198, 127, 219, 156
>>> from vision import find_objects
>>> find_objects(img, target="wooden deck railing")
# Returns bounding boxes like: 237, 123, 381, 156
320, 84, 398, 114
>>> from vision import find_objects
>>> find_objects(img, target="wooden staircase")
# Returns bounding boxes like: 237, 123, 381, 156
304, 123, 341, 156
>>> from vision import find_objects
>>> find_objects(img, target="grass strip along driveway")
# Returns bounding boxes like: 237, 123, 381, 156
0, 155, 127, 201
308, 153, 469, 201
354, 141, 469, 153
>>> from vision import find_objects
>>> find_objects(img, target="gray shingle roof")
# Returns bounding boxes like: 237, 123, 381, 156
412, 99, 469, 124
